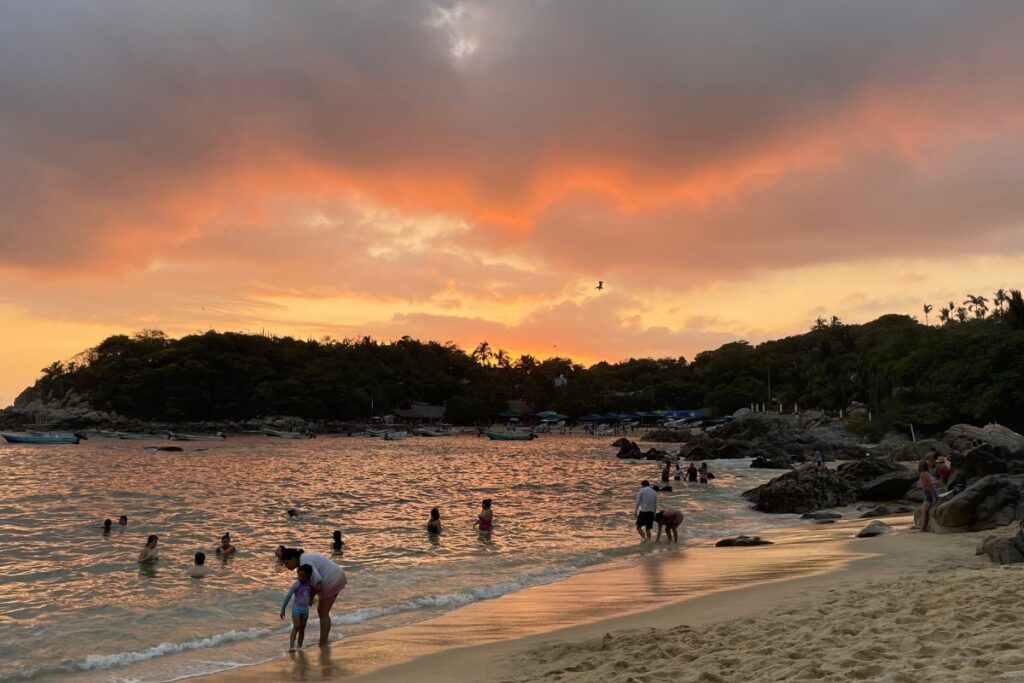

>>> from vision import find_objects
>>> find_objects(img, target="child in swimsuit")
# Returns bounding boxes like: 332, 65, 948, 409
280, 564, 314, 651
474, 499, 493, 533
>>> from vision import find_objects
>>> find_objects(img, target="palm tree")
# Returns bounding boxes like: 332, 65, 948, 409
974, 296, 989, 319
963, 295, 977, 318
829, 315, 843, 328
938, 307, 951, 325
993, 288, 1008, 315
922, 303, 932, 325
1006, 290, 1024, 330
955, 306, 969, 323
472, 341, 493, 367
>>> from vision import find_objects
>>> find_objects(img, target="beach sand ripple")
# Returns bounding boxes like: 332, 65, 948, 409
505, 566, 1024, 682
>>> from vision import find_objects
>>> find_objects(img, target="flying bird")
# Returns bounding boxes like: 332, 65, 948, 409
596, 281, 604, 291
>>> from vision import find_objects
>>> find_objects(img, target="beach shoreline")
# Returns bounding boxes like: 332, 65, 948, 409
201, 514, 948, 683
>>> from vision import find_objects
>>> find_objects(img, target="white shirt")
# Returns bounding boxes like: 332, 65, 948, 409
635, 486, 657, 512
298, 552, 345, 588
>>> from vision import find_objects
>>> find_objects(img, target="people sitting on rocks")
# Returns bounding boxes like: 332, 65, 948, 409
936, 457, 951, 484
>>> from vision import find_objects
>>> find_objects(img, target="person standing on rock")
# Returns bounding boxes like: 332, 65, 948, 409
634, 480, 657, 541
814, 449, 824, 469
917, 460, 938, 532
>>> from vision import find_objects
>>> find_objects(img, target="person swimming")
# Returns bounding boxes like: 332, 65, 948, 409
102, 519, 112, 534
216, 533, 236, 557
138, 534, 159, 563
427, 507, 442, 534
118, 515, 128, 527
331, 530, 344, 552
287, 508, 301, 519
187, 551, 213, 577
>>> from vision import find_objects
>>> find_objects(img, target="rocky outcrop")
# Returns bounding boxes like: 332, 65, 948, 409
942, 423, 1024, 453
857, 471, 919, 501
836, 458, 908, 489
612, 439, 669, 460
742, 466, 858, 514
856, 520, 892, 538
925, 475, 1023, 533
750, 450, 792, 469
715, 535, 773, 547
947, 444, 1024, 486
647, 414, 864, 465
978, 524, 1024, 564
858, 505, 913, 518
889, 438, 951, 462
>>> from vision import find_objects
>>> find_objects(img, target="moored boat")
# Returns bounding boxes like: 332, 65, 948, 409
1, 431, 82, 444
483, 431, 537, 441
167, 431, 226, 441
116, 431, 160, 440
383, 430, 409, 440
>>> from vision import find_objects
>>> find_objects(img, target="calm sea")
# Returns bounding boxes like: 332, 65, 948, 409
0, 433, 794, 682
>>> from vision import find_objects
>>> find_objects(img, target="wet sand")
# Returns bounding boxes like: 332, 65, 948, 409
206, 518, 897, 682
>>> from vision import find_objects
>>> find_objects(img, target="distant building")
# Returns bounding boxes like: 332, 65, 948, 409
554, 374, 568, 387
394, 402, 446, 424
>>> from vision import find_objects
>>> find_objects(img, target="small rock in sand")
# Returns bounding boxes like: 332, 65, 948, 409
856, 520, 892, 538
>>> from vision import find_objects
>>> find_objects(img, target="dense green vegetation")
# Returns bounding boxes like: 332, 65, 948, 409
26, 290, 1024, 432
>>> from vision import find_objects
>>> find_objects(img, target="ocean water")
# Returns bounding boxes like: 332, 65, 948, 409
0, 433, 795, 682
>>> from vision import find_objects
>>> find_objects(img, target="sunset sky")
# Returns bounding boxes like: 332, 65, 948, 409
2, 1, 1023, 406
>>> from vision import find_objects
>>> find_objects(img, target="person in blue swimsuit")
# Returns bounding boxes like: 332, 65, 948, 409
280, 564, 314, 651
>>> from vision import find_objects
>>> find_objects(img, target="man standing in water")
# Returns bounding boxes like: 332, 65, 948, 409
634, 480, 657, 542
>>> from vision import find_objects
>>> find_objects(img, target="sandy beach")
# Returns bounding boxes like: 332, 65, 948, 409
204, 514, 1024, 683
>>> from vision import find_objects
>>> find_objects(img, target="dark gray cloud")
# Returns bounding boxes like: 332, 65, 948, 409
1, 0, 1022, 280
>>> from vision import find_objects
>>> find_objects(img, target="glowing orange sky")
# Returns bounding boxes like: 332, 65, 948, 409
2, 1, 1024, 405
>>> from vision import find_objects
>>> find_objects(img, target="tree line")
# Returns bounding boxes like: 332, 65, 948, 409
26, 289, 1024, 434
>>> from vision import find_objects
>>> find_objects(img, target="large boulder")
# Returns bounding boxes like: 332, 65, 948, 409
613, 439, 643, 459
890, 438, 951, 463
981, 524, 1024, 564
836, 458, 907, 489
948, 444, 1019, 486
943, 423, 1024, 453
928, 475, 1023, 533
742, 465, 858, 514
714, 439, 755, 459
858, 471, 920, 501
750, 450, 792, 469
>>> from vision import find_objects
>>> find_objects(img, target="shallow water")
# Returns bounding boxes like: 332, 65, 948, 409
0, 434, 793, 682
